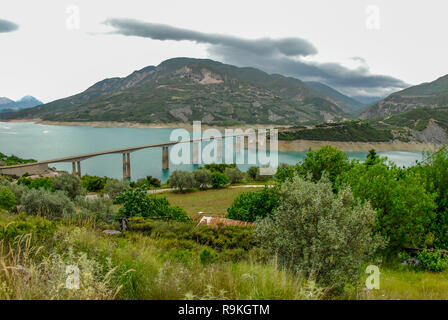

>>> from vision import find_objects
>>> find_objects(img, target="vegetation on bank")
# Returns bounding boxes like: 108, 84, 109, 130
0, 152, 36, 166
278, 122, 393, 142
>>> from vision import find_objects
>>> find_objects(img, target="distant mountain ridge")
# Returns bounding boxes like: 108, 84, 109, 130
305, 81, 365, 114
0, 96, 43, 112
2, 58, 362, 125
360, 74, 448, 119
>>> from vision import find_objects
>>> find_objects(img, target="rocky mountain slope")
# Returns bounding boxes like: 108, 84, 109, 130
360, 74, 448, 119
305, 81, 365, 115
2, 58, 356, 125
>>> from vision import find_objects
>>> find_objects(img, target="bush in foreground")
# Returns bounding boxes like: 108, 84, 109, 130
256, 176, 385, 292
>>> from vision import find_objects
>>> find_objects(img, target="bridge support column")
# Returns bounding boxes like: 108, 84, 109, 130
236, 136, 243, 153
122, 153, 131, 181
72, 161, 76, 175
217, 137, 222, 158
193, 142, 200, 164
162, 146, 169, 170
76, 160, 81, 178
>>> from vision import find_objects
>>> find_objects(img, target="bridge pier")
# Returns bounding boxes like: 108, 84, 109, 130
162, 146, 169, 170
72, 160, 81, 177
193, 142, 200, 164
122, 153, 131, 181
217, 137, 222, 158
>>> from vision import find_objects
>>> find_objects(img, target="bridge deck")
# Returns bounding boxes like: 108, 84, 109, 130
0, 134, 244, 169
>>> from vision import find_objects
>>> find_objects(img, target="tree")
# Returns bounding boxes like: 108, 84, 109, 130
21, 189, 75, 219
193, 169, 212, 189
247, 166, 259, 181
301, 146, 351, 187
104, 179, 129, 200
274, 163, 296, 183
227, 186, 279, 222
168, 170, 195, 192
53, 173, 85, 200
116, 187, 191, 222
0, 186, 16, 211
338, 160, 436, 251
81, 175, 107, 192
224, 167, 243, 184
211, 171, 229, 189
256, 176, 385, 292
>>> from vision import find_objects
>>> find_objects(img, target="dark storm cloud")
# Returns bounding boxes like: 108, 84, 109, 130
104, 18, 317, 58
0, 19, 19, 33
103, 18, 409, 97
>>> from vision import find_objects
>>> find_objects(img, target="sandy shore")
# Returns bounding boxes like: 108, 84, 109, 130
277, 140, 438, 152
4, 119, 438, 152
5, 119, 285, 131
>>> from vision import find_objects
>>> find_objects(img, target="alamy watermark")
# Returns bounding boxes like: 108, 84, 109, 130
169, 121, 278, 175
365, 265, 380, 289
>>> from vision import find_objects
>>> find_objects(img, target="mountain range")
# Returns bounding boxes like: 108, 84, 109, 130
2, 58, 367, 125
0, 96, 42, 112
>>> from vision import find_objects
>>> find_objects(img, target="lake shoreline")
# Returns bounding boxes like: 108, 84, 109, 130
3, 119, 438, 152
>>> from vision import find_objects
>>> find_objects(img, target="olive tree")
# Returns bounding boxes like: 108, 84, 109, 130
53, 173, 85, 200
193, 169, 212, 189
256, 175, 385, 291
169, 170, 195, 192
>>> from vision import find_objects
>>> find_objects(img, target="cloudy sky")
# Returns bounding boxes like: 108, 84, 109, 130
0, 0, 447, 103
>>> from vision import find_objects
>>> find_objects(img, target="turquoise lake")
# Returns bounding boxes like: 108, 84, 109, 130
0, 122, 423, 182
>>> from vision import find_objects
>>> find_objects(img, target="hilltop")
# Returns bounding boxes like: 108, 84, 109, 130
360, 74, 448, 119
1, 58, 359, 125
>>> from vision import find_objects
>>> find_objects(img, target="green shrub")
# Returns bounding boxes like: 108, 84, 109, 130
246, 166, 271, 181
193, 169, 212, 189
81, 175, 107, 192
339, 160, 437, 251
200, 248, 216, 264
21, 188, 75, 219
0, 215, 56, 245
53, 173, 85, 200
247, 166, 259, 180
203, 163, 236, 173
8, 184, 28, 205
211, 171, 229, 189
169, 170, 195, 192
256, 176, 385, 292
131, 176, 161, 189
104, 179, 129, 200
274, 163, 296, 183
18, 177, 54, 191
227, 187, 279, 222
417, 249, 448, 272
74, 196, 115, 223
224, 167, 243, 184
0, 186, 16, 211
300, 146, 351, 187
116, 187, 191, 222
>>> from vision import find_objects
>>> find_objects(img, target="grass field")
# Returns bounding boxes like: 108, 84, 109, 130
157, 187, 261, 218
360, 268, 448, 300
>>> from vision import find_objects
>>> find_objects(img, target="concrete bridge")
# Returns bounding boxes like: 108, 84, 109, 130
0, 134, 243, 180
